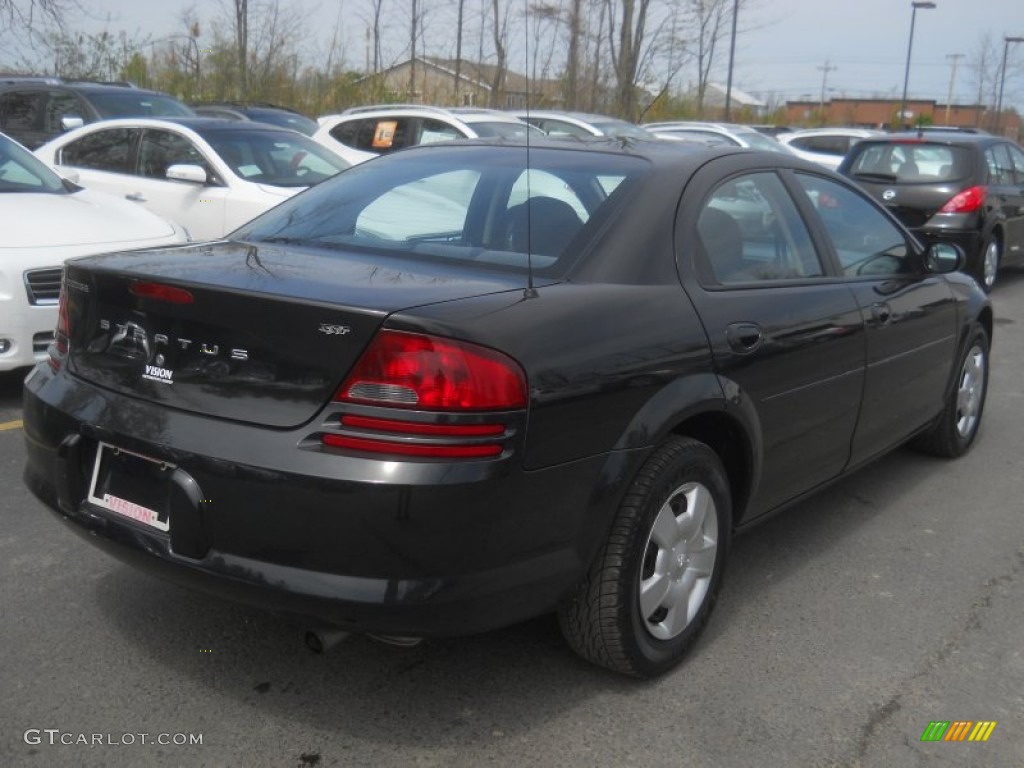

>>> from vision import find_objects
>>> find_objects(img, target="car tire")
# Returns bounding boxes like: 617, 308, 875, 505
913, 325, 989, 458
978, 236, 1000, 293
558, 437, 730, 678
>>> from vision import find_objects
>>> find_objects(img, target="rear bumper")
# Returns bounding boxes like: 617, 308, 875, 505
22, 364, 636, 636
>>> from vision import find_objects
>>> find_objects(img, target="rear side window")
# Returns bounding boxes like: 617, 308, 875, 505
59, 128, 136, 173
697, 172, 823, 284
0, 90, 44, 133
984, 144, 1014, 185
331, 117, 418, 153
790, 135, 850, 156
846, 142, 970, 183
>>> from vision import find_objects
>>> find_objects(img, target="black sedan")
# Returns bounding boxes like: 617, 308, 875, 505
22, 139, 991, 678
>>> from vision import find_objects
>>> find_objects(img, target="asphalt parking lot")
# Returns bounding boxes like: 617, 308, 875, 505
1, 272, 1023, 768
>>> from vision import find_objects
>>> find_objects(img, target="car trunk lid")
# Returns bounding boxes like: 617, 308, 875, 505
63, 241, 526, 427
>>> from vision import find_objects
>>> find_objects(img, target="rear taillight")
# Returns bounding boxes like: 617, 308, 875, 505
323, 330, 527, 460
48, 277, 70, 372
334, 330, 527, 410
939, 185, 986, 214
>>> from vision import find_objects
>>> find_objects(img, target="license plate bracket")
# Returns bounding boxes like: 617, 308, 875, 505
87, 442, 175, 532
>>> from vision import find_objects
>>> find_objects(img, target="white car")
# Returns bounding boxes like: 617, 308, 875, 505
642, 121, 795, 155
312, 105, 537, 166
776, 128, 884, 170
514, 110, 653, 139
34, 117, 349, 241
1, 132, 187, 372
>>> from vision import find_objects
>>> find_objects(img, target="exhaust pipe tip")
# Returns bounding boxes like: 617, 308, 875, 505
367, 633, 423, 648
304, 628, 350, 654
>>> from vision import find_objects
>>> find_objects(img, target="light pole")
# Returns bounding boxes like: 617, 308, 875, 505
995, 36, 1024, 134
899, 1, 936, 129
724, 0, 739, 121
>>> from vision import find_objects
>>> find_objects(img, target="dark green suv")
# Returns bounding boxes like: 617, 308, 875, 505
0, 77, 194, 150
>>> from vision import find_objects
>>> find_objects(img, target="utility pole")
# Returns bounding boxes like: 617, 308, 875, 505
818, 60, 837, 125
944, 53, 963, 125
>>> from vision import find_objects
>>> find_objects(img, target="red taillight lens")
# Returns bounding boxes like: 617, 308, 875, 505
335, 330, 527, 411
939, 185, 986, 214
129, 281, 194, 304
48, 278, 70, 372
339, 414, 504, 437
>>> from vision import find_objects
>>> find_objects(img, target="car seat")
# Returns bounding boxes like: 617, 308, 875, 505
697, 206, 747, 282
501, 196, 584, 258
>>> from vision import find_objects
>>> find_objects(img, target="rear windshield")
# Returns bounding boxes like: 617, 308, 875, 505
234, 145, 649, 278
87, 91, 195, 118
845, 142, 973, 183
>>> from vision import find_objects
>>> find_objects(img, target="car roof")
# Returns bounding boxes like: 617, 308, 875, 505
778, 127, 881, 137
0, 79, 173, 98
861, 131, 999, 146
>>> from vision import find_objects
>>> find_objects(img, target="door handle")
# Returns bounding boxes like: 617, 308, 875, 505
726, 322, 763, 353
871, 302, 892, 326
125, 193, 146, 202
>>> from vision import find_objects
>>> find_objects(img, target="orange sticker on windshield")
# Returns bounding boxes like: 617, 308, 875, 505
373, 121, 398, 148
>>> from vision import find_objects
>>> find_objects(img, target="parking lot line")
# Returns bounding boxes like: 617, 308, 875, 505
0, 419, 24, 432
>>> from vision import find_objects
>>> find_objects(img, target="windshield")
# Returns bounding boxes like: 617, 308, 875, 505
0, 134, 67, 193
234, 145, 649, 278
467, 121, 541, 139
593, 121, 652, 139
740, 132, 792, 154
197, 128, 349, 187
247, 110, 319, 136
88, 91, 195, 118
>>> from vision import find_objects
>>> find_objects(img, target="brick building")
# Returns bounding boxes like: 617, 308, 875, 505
783, 98, 1021, 139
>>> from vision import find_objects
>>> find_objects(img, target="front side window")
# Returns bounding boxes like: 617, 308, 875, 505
138, 129, 208, 179
59, 128, 136, 173
795, 174, 912, 277
697, 172, 822, 284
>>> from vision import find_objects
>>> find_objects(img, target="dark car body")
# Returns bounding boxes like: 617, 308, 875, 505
0, 78, 194, 149
23, 139, 992, 676
189, 103, 319, 136
839, 131, 1024, 291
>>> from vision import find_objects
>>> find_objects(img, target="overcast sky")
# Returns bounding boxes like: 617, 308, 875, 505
71, 0, 1024, 110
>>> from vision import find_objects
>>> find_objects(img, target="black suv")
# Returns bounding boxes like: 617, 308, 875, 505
0, 78, 194, 149
839, 131, 1024, 291
189, 102, 318, 136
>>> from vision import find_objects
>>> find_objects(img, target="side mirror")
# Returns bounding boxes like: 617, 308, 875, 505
166, 164, 207, 184
924, 242, 963, 274
60, 116, 85, 132
58, 169, 80, 185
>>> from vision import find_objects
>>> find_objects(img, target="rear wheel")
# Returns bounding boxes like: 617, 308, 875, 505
913, 325, 989, 457
978, 236, 1000, 293
558, 437, 730, 678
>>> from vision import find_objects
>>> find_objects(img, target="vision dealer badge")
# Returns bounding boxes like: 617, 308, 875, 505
142, 364, 174, 384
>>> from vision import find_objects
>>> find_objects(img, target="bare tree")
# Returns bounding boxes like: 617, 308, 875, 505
606, 0, 656, 119
686, 0, 731, 114
968, 32, 1001, 128
564, 0, 582, 109
488, 0, 511, 107
454, 0, 465, 103
0, 0, 74, 32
